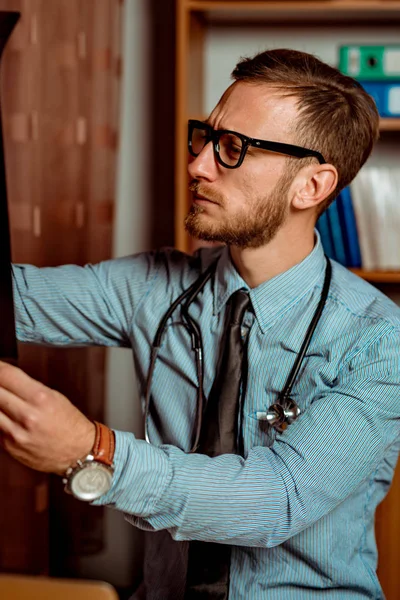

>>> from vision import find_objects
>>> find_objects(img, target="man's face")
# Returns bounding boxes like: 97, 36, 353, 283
185, 82, 301, 249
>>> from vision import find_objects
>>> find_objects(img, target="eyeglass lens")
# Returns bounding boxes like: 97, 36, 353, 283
191, 124, 244, 167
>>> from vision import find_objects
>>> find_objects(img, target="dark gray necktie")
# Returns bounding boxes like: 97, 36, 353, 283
185, 290, 251, 599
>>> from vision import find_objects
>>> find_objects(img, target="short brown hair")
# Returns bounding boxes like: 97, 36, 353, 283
232, 48, 380, 212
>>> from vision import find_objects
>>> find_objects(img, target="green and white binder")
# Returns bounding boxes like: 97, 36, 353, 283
339, 45, 400, 80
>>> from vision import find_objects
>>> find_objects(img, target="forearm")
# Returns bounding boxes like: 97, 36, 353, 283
94, 431, 289, 547
95, 359, 399, 548
93, 430, 349, 548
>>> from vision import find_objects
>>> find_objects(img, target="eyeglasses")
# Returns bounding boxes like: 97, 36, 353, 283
188, 119, 326, 169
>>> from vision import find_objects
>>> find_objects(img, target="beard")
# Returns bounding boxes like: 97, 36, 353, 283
185, 170, 293, 250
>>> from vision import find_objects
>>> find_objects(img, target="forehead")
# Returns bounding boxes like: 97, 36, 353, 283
209, 82, 299, 142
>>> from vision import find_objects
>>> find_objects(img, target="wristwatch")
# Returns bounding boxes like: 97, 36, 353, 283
63, 421, 115, 502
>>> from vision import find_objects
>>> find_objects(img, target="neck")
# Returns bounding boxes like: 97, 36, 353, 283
229, 223, 316, 288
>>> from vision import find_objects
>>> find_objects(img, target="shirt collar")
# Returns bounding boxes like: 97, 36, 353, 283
213, 231, 327, 333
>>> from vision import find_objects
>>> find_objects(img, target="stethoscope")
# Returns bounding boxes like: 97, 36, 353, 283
144, 256, 332, 452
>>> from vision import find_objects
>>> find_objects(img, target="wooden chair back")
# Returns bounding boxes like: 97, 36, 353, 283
0, 574, 119, 600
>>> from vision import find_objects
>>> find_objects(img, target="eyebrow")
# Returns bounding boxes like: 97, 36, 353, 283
202, 119, 242, 134
203, 118, 235, 130
201, 120, 266, 144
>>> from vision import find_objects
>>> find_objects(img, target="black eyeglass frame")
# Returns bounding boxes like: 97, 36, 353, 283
188, 119, 326, 169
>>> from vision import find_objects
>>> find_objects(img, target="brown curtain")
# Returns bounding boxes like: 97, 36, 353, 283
0, 0, 122, 577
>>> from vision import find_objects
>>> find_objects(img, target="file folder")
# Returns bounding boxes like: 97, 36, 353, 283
339, 45, 400, 80
360, 81, 400, 116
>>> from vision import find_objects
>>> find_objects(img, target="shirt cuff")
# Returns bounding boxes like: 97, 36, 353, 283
91, 430, 171, 516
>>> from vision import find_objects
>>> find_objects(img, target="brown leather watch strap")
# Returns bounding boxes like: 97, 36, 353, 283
91, 421, 115, 466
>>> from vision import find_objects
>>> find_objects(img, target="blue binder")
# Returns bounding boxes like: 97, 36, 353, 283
336, 188, 362, 268
316, 210, 335, 260
326, 199, 347, 266
359, 81, 400, 117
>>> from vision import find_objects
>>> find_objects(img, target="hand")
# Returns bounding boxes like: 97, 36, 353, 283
0, 361, 96, 475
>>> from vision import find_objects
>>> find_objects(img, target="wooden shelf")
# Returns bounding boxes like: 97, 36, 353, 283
187, 0, 400, 24
188, 0, 400, 5
379, 118, 400, 132
350, 269, 400, 283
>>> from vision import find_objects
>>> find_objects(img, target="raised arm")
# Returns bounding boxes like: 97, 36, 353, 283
12, 253, 154, 348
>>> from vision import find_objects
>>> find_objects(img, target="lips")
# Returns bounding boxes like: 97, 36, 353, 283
193, 193, 217, 205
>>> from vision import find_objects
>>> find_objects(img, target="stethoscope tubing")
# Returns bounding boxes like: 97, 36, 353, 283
144, 261, 217, 449
144, 256, 332, 450
278, 257, 331, 403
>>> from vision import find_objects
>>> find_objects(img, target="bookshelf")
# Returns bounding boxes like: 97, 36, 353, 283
175, 0, 400, 596
175, 0, 400, 286
380, 118, 400, 131
351, 269, 400, 283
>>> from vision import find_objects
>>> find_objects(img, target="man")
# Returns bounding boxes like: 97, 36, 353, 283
0, 49, 399, 599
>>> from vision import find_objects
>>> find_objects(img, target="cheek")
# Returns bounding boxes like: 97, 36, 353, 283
223, 175, 253, 209
242, 158, 287, 194
218, 159, 288, 209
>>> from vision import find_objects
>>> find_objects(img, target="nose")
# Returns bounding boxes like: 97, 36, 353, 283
187, 140, 219, 182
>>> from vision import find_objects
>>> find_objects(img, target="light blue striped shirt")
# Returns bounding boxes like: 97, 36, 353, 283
12, 235, 400, 599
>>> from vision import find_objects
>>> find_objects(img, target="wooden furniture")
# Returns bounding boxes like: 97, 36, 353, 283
0, 574, 118, 600
174, 2, 400, 598
0, 5, 50, 578
0, 0, 122, 580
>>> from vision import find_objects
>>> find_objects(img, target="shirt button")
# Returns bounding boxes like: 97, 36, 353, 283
241, 327, 247, 338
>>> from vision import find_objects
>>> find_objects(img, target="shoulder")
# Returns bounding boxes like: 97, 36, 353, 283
93, 245, 225, 299
328, 260, 400, 329
150, 245, 224, 293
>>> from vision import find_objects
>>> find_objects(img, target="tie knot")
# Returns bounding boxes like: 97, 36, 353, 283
229, 290, 250, 325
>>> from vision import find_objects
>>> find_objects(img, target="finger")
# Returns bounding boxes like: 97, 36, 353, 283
0, 385, 33, 425
0, 408, 20, 438
0, 361, 46, 403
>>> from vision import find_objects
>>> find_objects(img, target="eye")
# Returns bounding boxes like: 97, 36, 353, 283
219, 132, 243, 165
191, 127, 211, 155
228, 142, 241, 154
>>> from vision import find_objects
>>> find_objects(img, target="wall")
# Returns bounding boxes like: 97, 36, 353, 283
205, 25, 400, 111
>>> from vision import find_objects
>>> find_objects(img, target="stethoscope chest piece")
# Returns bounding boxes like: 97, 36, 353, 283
266, 399, 301, 432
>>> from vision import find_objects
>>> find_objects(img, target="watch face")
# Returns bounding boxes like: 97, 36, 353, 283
70, 462, 113, 501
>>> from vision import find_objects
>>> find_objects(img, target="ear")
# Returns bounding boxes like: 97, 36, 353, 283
291, 164, 338, 211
